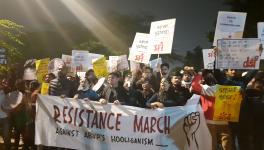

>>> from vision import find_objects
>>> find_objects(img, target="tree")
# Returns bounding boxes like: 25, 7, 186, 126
0, 19, 25, 76
184, 46, 203, 70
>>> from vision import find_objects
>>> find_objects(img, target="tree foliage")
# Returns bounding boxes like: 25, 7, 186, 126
0, 19, 24, 75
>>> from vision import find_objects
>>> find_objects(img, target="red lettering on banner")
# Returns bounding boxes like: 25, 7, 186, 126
133, 115, 170, 134
53, 105, 61, 123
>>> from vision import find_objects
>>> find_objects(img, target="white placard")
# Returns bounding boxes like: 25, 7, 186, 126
149, 58, 162, 72
202, 49, 215, 69
257, 22, 264, 59
129, 33, 151, 64
88, 53, 104, 69
108, 55, 129, 72
216, 39, 261, 69
149, 18, 176, 54
213, 11, 247, 46
72, 50, 90, 72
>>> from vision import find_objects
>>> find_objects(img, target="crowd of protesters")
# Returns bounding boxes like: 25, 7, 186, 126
0, 52, 264, 150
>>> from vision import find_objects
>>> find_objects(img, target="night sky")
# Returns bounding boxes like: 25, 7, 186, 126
0, 0, 230, 55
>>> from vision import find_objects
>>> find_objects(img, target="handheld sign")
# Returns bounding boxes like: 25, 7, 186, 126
108, 55, 129, 72
149, 18, 176, 54
257, 22, 264, 59
36, 58, 50, 83
61, 54, 76, 75
93, 56, 108, 77
216, 39, 261, 69
129, 33, 151, 64
213, 11, 247, 46
72, 50, 89, 72
213, 85, 243, 122
202, 49, 215, 69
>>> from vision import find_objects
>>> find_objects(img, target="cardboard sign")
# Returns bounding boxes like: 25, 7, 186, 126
40, 83, 49, 95
213, 11, 247, 46
72, 50, 89, 72
35, 95, 212, 150
108, 55, 129, 72
202, 49, 215, 69
88, 53, 104, 69
61, 54, 76, 74
129, 33, 151, 64
149, 18, 176, 54
93, 56, 108, 77
216, 39, 261, 69
36, 58, 50, 83
149, 58, 162, 72
257, 22, 264, 59
213, 85, 243, 122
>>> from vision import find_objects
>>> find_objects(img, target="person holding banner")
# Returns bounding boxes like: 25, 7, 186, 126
155, 63, 170, 88
191, 71, 233, 150
85, 69, 98, 89
181, 66, 195, 90
146, 75, 191, 108
135, 66, 159, 92
99, 72, 128, 105
48, 59, 77, 98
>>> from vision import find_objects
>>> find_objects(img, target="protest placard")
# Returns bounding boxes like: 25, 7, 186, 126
149, 18, 176, 54
257, 22, 264, 59
88, 53, 104, 69
72, 50, 89, 72
61, 54, 76, 74
93, 56, 108, 77
149, 58, 162, 72
213, 11, 247, 46
129, 33, 151, 64
202, 49, 215, 69
35, 95, 211, 150
216, 39, 261, 69
40, 83, 49, 95
36, 58, 50, 83
109, 55, 129, 72
213, 85, 243, 122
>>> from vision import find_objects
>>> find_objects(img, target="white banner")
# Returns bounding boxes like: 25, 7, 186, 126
257, 22, 264, 59
216, 39, 261, 69
149, 18, 176, 54
72, 50, 90, 72
129, 33, 151, 64
213, 11, 247, 46
35, 95, 211, 150
202, 49, 215, 69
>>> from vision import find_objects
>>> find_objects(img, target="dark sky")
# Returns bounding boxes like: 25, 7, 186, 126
0, 0, 230, 55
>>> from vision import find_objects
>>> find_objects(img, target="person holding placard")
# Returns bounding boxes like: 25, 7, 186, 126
191, 71, 233, 150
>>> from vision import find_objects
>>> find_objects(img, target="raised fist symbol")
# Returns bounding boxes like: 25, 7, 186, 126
183, 112, 200, 149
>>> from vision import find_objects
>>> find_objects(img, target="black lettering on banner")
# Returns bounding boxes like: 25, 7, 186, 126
110, 136, 153, 145
183, 112, 200, 149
